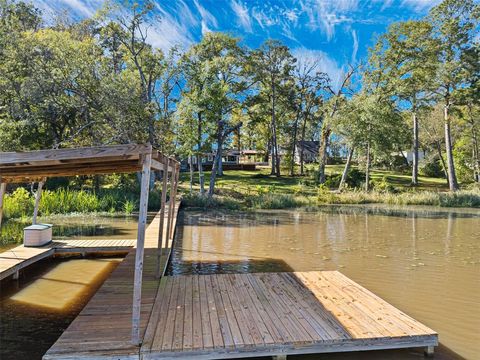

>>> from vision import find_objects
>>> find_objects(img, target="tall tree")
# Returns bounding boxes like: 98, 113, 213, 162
290, 60, 327, 176
372, 20, 438, 185
317, 65, 357, 183
250, 40, 296, 177
428, 0, 480, 191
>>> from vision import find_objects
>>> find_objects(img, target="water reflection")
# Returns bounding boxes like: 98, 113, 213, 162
0, 258, 120, 360
168, 207, 480, 360
11, 259, 119, 310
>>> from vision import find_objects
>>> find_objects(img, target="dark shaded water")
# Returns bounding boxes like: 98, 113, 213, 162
0, 257, 121, 360
168, 205, 480, 360
0, 214, 156, 360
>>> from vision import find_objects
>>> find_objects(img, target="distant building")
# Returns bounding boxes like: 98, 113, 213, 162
182, 149, 256, 171
294, 140, 319, 164
396, 150, 427, 164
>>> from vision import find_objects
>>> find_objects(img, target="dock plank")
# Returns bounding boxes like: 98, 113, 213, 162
142, 272, 438, 360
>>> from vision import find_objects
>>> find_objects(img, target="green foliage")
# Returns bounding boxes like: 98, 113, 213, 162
248, 193, 301, 209
123, 200, 135, 215
3, 187, 33, 219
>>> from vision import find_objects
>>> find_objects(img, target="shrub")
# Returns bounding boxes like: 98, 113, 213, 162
4, 187, 33, 219
249, 193, 301, 209
123, 200, 135, 214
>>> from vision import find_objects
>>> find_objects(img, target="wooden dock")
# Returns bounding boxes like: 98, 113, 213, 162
141, 271, 437, 359
43, 204, 180, 360
0, 238, 137, 281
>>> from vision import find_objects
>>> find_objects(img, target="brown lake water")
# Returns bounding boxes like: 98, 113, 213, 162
168, 206, 480, 360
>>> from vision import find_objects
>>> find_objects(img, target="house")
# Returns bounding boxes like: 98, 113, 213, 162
396, 150, 427, 164
294, 140, 319, 164
239, 150, 267, 165
182, 149, 256, 171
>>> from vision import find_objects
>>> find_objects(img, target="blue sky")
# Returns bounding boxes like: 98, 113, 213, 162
35, 0, 441, 86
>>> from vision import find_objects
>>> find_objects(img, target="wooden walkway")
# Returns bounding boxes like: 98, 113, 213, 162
0, 238, 136, 281
141, 271, 437, 359
44, 204, 180, 360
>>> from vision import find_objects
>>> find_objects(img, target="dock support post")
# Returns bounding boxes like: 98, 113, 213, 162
168, 164, 179, 241
164, 169, 174, 249
132, 151, 152, 346
424, 346, 434, 357
0, 181, 6, 229
13, 271, 19, 280
32, 178, 46, 225
156, 158, 169, 278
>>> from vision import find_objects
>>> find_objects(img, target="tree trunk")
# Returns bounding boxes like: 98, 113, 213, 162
412, 110, 419, 185
317, 126, 331, 183
444, 105, 459, 191
189, 155, 194, 193
338, 146, 354, 191
270, 135, 276, 175
435, 141, 449, 185
217, 148, 223, 177
271, 80, 280, 177
208, 139, 223, 197
469, 115, 480, 183
197, 113, 205, 195
365, 142, 371, 192
300, 114, 308, 176
290, 112, 300, 176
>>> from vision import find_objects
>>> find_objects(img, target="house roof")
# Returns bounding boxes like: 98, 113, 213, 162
297, 140, 319, 153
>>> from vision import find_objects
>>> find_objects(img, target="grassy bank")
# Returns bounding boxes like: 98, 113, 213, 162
180, 166, 480, 210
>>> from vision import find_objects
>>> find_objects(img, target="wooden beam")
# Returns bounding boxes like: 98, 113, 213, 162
0, 144, 151, 166
0, 181, 6, 229
156, 158, 170, 279
150, 158, 164, 171
131, 152, 152, 345
32, 178, 46, 225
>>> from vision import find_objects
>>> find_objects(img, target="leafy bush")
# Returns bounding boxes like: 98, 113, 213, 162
345, 168, 365, 188
420, 156, 445, 178
4, 187, 34, 219
324, 174, 341, 188
372, 176, 396, 193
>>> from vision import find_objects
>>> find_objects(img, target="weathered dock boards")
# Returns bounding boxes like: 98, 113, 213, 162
0, 239, 136, 281
43, 203, 180, 360
141, 271, 437, 359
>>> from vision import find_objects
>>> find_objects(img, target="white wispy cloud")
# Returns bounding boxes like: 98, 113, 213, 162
351, 29, 359, 64
193, 0, 218, 29
300, 0, 358, 40
292, 47, 345, 91
230, 0, 253, 33
35, 0, 103, 20
400, 0, 441, 12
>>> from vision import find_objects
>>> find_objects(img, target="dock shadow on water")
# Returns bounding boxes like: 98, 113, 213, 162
167, 206, 479, 360
0, 257, 121, 360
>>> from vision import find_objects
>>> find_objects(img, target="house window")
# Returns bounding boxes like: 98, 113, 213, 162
207, 155, 213, 162
228, 156, 236, 162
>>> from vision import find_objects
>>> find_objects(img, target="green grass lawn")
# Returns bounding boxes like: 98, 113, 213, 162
179, 164, 480, 209
180, 164, 449, 195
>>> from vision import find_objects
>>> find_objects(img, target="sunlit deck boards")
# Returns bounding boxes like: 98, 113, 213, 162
0, 245, 54, 280
43, 204, 180, 360
0, 239, 136, 281
141, 271, 437, 359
